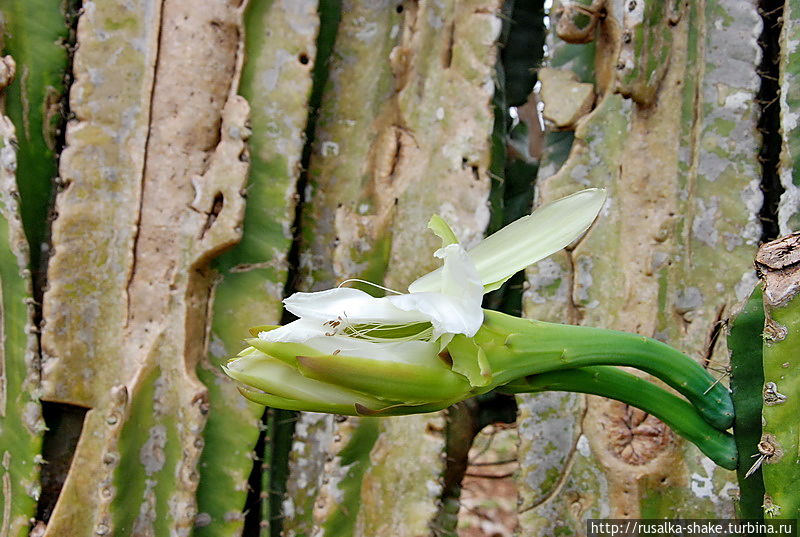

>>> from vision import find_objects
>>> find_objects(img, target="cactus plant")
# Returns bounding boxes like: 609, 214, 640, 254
1, 1, 798, 536
0, 88, 43, 537
1, 5, 65, 534
518, 0, 762, 529
282, 2, 504, 535
755, 235, 800, 519
778, 0, 800, 234
0, 0, 72, 274
194, 2, 320, 535
727, 286, 766, 519
38, 1, 252, 535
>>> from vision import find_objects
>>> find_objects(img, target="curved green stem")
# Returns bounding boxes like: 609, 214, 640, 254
457, 310, 734, 430
500, 366, 737, 470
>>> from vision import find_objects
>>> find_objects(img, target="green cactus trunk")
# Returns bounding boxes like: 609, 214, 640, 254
755, 236, 800, 519
195, 2, 320, 535
0, 91, 43, 537
0, 0, 71, 275
727, 286, 766, 519
35, 1, 253, 534
0, 5, 65, 535
778, 0, 800, 233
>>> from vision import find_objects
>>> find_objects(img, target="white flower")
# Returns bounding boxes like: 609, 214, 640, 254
260, 187, 606, 348
224, 188, 606, 414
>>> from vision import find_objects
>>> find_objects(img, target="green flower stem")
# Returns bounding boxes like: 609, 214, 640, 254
453, 310, 734, 431
500, 366, 737, 470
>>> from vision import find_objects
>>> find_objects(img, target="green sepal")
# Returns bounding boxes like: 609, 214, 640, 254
354, 397, 461, 417
448, 334, 493, 387
223, 353, 384, 407
248, 324, 280, 337
246, 337, 323, 365
427, 214, 459, 248
237, 386, 366, 415
296, 353, 470, 403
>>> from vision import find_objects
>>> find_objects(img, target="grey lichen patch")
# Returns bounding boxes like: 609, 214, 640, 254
140, 425, 167, 475
740, 178, 763, 245
692, 197, 720, 248
283, 413, 334, 537
526, 257, 570, 305
516, 392, 584, 510
675, 287, 704, 316
573, 254, 598, 310
734, 270, 759, 302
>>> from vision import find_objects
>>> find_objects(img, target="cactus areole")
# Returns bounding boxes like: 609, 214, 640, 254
224, 189, 737, 470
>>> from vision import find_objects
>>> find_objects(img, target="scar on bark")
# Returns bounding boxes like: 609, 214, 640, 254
199, 192, 224, 240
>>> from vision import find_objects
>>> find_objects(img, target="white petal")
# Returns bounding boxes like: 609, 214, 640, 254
259, 322, 440, 364
409, 188, 606, 293
389, 292, 483, 338
390, 244, 483, 338
283, 287, 428, 324
437, 243, 484, 302
301, 336, 439, 365
258, 318, 328, 343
